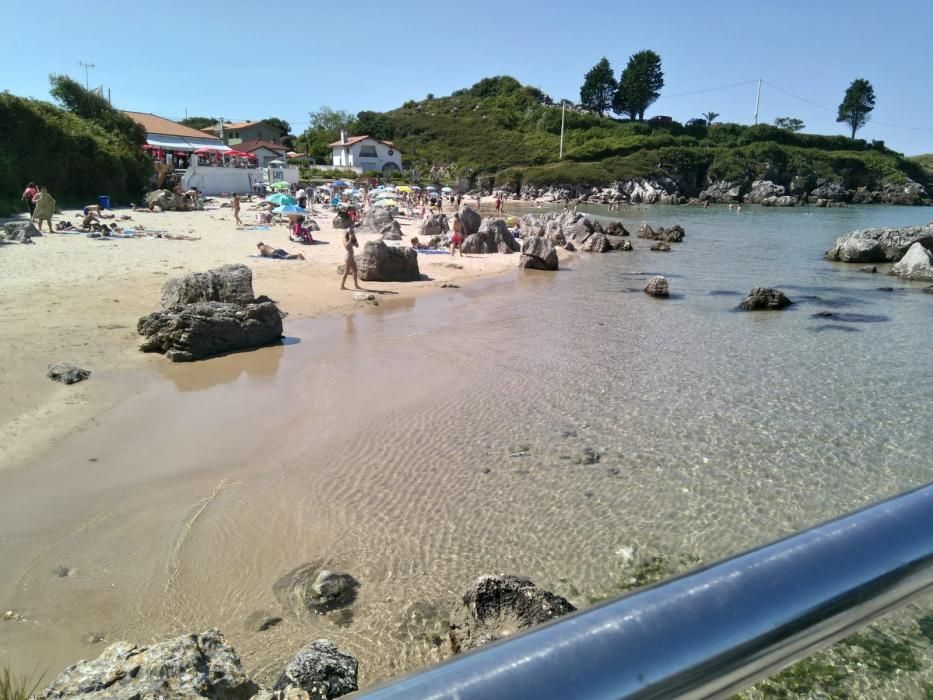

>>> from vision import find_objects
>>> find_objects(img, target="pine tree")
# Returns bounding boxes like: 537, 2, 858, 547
579, 58, 617, 116
613, 50, 664, 121
836, 78, 876, 138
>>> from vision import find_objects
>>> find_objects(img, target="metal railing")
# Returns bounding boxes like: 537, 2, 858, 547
359, 483, 933, 699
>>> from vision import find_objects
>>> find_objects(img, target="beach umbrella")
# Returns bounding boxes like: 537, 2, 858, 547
374, 190, 397, 199
396, 185, 413, 193
331, 180, 350, 188
271, 181, 291, 191
411, 185, 422, 190
374, 199, 398, 207
441, 186, 454, 193
425, 185, 438, 191
273, 204, 309, 214
266, 193, 296, 205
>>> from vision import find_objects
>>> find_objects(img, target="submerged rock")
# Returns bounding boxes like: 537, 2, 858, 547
47, 363, 91, 385
644, 276, 670, 297
38, 629, 258, 699
448, 574, 576, 653
825, 224, 933, 263
650, 242, 672, 252
274, 563, 359, 615
273, 640, 358, 700
739, 287, 793, 310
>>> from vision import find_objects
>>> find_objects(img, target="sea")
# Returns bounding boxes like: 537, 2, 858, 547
1, 203, 932, 692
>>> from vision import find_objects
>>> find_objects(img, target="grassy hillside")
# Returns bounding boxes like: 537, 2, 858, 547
377, 76, 928, 194
909, 154, 933, 180
0, 92, 152, 217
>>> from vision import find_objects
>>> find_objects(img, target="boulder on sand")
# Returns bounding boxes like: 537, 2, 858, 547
332, 211, 353, 229
420, 213, 449, 238
478, 218, 520, 253
2, 221, 42, 243
461, 233, 490, 254
358, 240, 420, 281
448, 574, 576, 653
644, 276, 670, 297
145, 189, 191, 212
274, 640, 358, 700
519, 236, 559, 271
458, 206, 482, 235
138, 301, 284, 362
739, 287, 793, 310
160, 263, 256, 309
47, 363, 91, 384
892, 241, 933, 281
825, 224, 933, 263
37, 629, 258, 699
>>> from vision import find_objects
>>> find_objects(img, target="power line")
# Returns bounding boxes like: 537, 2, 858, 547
656, 79, 759, 100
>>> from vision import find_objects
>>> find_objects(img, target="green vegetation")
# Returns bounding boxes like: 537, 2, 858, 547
613, 50, 665, 121
0, 664, 42, 700
0, 78, 153, 216
180, 116, 214, 131
837, 78, 876, 139
774, 117, 806, 132
579, 58, 617, 116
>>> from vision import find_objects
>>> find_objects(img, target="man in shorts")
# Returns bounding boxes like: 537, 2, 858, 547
450, 213, 465, 256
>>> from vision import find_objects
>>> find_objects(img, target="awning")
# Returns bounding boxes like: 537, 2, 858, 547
145, 134, 231, 152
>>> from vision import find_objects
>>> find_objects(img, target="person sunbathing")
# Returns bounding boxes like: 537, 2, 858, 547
256, 242, 304, 260
410, 236, 426, 249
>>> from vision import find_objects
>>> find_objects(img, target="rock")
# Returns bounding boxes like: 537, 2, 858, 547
359, 207, 394, 232
311, 571, 357, 602
739, 287, 793, 310
610, 237, 633, 251
924, 286, 933, 294
575, 447, 601, 465
353, 292, 376, 302
563, 242, 576, 252
137, 301, 283, 362
462, 233, 490, 254
420, 213, 449, 238
518, 236, 559, 271
579, 233, 610, 253
251, 688, 311, 700
604, 221, 630, 236
448, 575, 576, 653
274, 563, 359, 616
259, 617, 282, 632
621, 177, 679, 204
860, 265, 878, 273
378, 220, 404, 240
3, 221, 41, 243
478, 218, 520, 253
565, 219, 595, 244
145, 189, 191, 212
892, 241, 933, 281
745, 180, 786, 204
638, 224, 685, 243
809, 181, 849, 203
650, 242, 672, 252
358, 240, 420, 282
825, 224, 933, 263
638, 223, 657, 239
332, 211, 353, 229
544, 221, 566, 246
644, 276, 670, 297
699, 180, 744, 203
38, 629, 258, 699
458, 206, 482, 235
273, 640, 358, 700
47, 363, 91, 385
160, 263, 256, 309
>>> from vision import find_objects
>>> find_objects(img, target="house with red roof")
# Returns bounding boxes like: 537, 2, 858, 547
230, 139, 289, 167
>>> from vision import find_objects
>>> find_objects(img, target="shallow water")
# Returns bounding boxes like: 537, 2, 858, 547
1, 204, 932, 688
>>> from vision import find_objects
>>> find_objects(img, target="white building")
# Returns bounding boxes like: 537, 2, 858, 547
329, 132, 402, 176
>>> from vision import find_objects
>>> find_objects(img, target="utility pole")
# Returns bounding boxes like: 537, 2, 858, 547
754, 79, 762, 125
559, 100, 566, 160
78, 61, 95, 90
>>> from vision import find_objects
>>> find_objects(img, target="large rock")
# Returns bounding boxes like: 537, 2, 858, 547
544, 220, 565, 245
644, 276, 670, 297
358, 240, 420, 281
38, 629, 258, 699
699, 180, 744, 203
892, 241, 933, 281
3, 221, 42, 243
48, 363, 91, 384
604, 221, 629, 236
161, 263, 256, 309
638, 223, 685, 243
138, 301, 283, 361
825, 224, 933, 263
378, 220, 404, 240
745, 180, 786, 204
359, 206, 394, 232
581, 233, 612, 253
274, 640, 358, 700
145, 189, 191, 212
458, 206, 482, 235
809, 181, 848, 203
420, 213, 449, 238
448, 574, 576, 653
461, 233, 491, 254
478, 218, 520, 253
739, 287, 793, 310
565, 218, 595, 243
518, 236, 559, 270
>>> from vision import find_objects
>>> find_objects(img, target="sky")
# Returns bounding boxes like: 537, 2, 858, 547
2, 0, 932, 155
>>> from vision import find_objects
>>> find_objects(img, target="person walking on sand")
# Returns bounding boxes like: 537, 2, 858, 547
340, 226, 362, 290
32, 186, 56, 233
232, 193, 242, 226
450, 212, 465, 256
495, 195, 502, 215
22, 182, 38, 217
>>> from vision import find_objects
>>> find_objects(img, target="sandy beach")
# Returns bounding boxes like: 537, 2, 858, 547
0, 197, 545, 473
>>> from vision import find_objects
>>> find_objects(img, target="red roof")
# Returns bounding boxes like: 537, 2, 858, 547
231, 139, 288, 154
122, 111, 222, 140
328, 134, 397, 149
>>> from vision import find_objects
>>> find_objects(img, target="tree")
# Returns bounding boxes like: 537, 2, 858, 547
308, 106, 353, 132
263, 117, 291, 136
49, 74, 146, 145
613, 50, 664, 121
180, 116, 214, 131
352, 111, 394, 141
774, 116, 805, 132
837, 78, 875, 138
701, 111, 720, 126
579, 58, 617, 116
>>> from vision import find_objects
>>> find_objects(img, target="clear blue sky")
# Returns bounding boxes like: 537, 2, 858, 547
3, 0, 931, 155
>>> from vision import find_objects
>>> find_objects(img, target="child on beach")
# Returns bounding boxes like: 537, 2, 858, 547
232, 194, 242, 226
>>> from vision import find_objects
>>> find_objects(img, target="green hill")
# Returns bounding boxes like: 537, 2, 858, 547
364, 76, 929, 197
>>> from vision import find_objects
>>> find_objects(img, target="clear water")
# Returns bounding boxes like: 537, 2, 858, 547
1, 204, 932, 689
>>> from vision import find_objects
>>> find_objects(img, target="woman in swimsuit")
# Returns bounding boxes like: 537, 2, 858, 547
340, 226, 362, 290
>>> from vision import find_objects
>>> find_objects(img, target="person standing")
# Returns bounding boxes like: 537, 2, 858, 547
32, 186, 56, 232
232, 193, 242, 226
450, 213, 465, 257
22, 182, 38, 216
495, 195, 502, 215
340, 226, 362, 290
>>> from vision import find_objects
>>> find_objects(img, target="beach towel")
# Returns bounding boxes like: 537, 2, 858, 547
240, 225, 271, 231
415, 249, 450, 255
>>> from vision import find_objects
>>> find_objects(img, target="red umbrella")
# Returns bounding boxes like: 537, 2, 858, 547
246, 153, 258, 160
226, 150, 247, 158
193, 147, 215, 155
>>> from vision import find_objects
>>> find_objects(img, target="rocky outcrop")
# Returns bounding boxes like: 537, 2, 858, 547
808, 181, 848, 204
622, 178, 679, 204
2, 221, 41, 243
379, 221, 404, 240
358, 240, 420, 281
609, 237, 633, 251
38, 629, 258, 699
825, 224, 933, 263
461, 233, 490, 254
892, 242, 933, 281
478, 218, 520, 253
145, 189, 192, 211
48, 363, 91, 384
448, 574, 576, 653
458, 206, 482, 235
760, 195, 799, 207
699, 180, 744, 203
359, 208, 402, 239
604, 221, 630, 236
161, 263, 256, 309
739, 287, 793, 310
638, 223, 685, 243
273, 640, 358, 700
519, 236, 559, 270
745, 180, 785, 204
420, 213, 449, 238
581, 233, 611, 253
644, 276, 670, 297
650, 242, 672, 252
138, 301, 283, 362
332, 211, 353, 229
